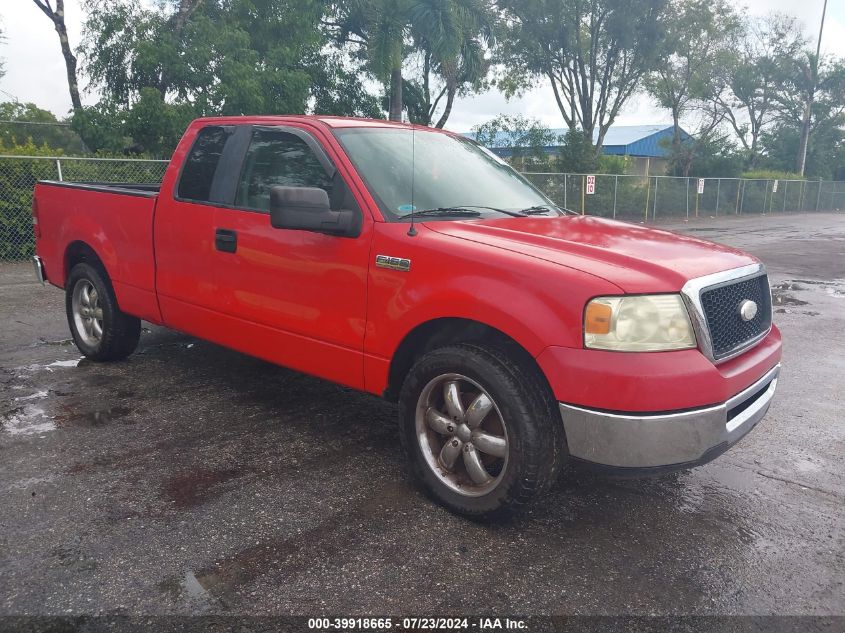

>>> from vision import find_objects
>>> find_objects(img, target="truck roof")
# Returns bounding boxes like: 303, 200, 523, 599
188, 114, 448, 132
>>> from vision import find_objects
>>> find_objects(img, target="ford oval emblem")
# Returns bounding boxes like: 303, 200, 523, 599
739, 299, 758, 321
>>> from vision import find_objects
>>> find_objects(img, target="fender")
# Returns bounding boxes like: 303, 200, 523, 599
362, 222, 622, 395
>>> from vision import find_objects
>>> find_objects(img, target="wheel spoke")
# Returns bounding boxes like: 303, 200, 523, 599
92, 319, 103, 338
463, 443, 492, 485
426, 408, 454, 435
443, 381, 464, 421
465, 392, 493, 429
92, 308, 103, 319
439, 439, 463, 471
82, 318, 93, 337
89, 288, 99, 307
80, 284, 91, 307
471, 431, 507, 458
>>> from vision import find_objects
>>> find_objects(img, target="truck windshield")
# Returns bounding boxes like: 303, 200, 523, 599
332, 127, 560, 221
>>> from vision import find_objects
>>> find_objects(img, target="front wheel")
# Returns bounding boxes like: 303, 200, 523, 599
398, 343, 562, 519
66, 263, 141, 361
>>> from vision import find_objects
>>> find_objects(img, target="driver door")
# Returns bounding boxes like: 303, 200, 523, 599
212, 125, 372, 389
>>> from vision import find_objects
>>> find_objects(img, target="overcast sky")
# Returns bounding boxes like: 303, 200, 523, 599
1, 0, 843, 133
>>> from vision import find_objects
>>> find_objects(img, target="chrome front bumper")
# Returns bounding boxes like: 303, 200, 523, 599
32, 255, 46, 284
559, 363, 781, 469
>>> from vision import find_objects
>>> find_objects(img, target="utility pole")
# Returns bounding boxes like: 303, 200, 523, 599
797, 0, 828, 176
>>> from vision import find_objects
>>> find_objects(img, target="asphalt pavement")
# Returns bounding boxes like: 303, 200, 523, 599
1, 212, 843, 617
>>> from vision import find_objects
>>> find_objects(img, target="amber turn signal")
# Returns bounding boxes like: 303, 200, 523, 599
585, 301, 612, 335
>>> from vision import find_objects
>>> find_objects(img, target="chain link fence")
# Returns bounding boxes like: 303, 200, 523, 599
521, 173, 845, 222
0, 156, 168, 261
1, 156, 844, 261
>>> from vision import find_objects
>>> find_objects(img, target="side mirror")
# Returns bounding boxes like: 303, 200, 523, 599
269, 186, 360, 237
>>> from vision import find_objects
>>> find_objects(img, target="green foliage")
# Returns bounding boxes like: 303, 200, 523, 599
470, 115, 558, 170
0, 103, 87, 154
554, 129, 598, 174
597, 154, 631, 175
496, 0, 670, 152
328, 0, 494, 125
741, 169, 804, 181
77, 0, 383, 154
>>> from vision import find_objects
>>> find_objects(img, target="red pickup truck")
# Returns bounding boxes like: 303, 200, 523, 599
32, 116, 781, 517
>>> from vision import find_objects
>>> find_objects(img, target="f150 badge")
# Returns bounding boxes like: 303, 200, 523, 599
375, 254, 411, 272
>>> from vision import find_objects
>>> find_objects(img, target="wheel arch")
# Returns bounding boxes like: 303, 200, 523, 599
64, 240, 108, 284
384, 317, 554, 405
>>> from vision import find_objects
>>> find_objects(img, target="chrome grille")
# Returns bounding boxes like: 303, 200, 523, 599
700, 274, 772, 360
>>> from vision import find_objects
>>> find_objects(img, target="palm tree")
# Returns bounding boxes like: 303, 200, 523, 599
328, 0, 494, 123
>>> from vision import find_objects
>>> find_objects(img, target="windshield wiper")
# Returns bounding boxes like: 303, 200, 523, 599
410, 207, 483, 218
520, 204, 575, 216
444, 205, 527, 218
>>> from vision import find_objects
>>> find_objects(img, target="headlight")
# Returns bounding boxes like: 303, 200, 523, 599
584, 294, 696, 352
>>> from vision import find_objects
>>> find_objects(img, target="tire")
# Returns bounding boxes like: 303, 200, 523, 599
398, 343, 563, 519
65, 262, 141, 361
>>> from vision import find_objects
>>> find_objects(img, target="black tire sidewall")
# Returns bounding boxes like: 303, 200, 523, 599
399, 344, 553, 518
65, 263, 124, 360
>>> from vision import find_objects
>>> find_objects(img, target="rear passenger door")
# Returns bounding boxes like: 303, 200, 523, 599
211, 125, 372, 388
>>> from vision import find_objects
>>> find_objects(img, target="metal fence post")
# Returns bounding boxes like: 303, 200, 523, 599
816, 179, 822, 211
613, 175, 618, 219
739, 180, 745, 215
685, 177, 689, 219
55, 159, 63, 182
782, 181, 788, 213
653, 176, 658, 221
715, 178, 720, 216
564, 174, 568, 209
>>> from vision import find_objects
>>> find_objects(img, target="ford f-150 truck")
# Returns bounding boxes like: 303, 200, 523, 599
32, 116, 781, 518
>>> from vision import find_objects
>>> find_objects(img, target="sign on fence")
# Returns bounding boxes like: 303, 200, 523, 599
586, 175, 596, 195
772, 180, 779, 193
697, 179, 705, 194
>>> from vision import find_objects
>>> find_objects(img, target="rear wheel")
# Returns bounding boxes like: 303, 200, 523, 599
399, 343, 561, 519
66, 263, 141, 361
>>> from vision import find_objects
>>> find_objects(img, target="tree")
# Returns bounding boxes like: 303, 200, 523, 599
472, 114, 557, 167
77, 0, 381, 154
717, 13, 807, 169
31, 0, 82, 111
763, 58, 845, 178
496, 0, 670, 155
328, 0, 495, 124
644, 0, 740, 158
0, 102, 86, 153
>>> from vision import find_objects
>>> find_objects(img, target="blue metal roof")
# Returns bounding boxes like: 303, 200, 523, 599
464, 124, 690, 158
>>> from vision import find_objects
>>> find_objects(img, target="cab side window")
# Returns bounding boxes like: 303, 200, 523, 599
177, 126, 232, 202
235, 129, 332, 212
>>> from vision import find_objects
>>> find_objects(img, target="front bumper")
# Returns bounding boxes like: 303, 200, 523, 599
559, 363, 780, 469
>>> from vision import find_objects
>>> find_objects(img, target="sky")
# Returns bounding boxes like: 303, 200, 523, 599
1, 0, 843, 134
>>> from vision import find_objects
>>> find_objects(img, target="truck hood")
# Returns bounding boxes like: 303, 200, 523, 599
424, 215, 758, 293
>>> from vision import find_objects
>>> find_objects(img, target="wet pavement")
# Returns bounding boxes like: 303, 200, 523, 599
1, 212, 843, 616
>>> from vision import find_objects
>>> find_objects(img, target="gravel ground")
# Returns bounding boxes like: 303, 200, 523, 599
0, 212, 843, 618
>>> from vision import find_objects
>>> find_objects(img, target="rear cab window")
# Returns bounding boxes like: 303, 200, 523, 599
177, 126, 232, 202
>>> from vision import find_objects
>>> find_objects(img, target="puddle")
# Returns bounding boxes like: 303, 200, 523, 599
770, 290, 808, 306
13, 390, 48, 402
56, 405, 132, 428
163, 468, 252, 509
2, 405, 56, 435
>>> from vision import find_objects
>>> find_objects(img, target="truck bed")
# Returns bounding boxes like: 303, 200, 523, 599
33, 179, 163, 325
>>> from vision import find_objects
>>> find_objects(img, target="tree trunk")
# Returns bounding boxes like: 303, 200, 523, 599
32, 0, 81, 111
389, 67, 403, 122
434, 72, 457, 129
434, 87, 455, 128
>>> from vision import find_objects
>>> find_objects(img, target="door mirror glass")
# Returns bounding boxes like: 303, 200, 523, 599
270, 186, 360, 237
